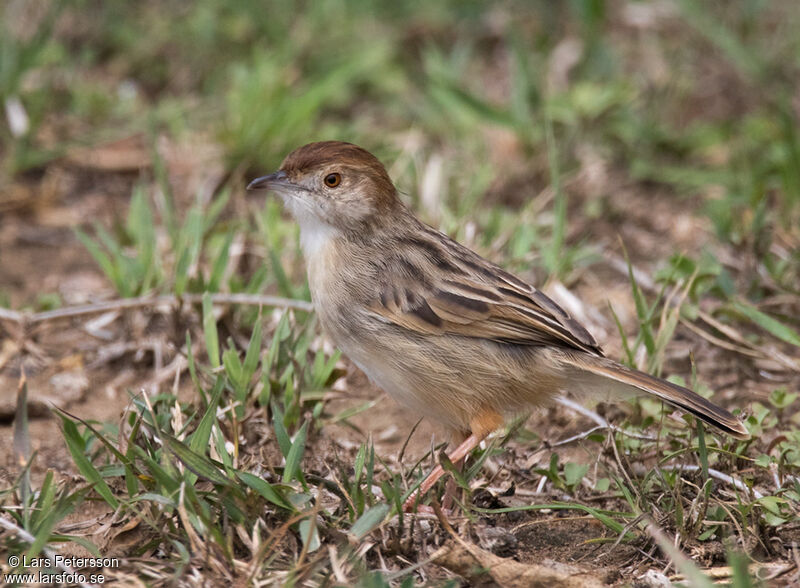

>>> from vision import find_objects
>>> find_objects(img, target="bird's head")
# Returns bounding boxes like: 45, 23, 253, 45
247, 141, 399, 238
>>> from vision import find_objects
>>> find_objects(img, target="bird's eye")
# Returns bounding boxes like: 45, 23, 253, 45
324, 173, 341, 188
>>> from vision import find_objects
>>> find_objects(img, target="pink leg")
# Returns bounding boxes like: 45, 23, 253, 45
441, 431, 469, 511
403, 433, 483, 512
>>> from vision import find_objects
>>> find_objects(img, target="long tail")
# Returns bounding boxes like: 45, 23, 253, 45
558, 352, 749, 439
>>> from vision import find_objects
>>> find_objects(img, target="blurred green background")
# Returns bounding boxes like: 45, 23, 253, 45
2, 0, 799, 306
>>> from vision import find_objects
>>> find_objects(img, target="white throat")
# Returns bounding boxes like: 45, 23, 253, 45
292, 211, 338, 261
298, 216, 338, 258
279, 193, 340, 258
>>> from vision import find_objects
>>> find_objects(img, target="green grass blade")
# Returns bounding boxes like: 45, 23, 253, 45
74, 228, 122, 295
471, 501, 633, 539
174, 206, 204, 296
30, 471, 55, 529
161, 432, 231, 487
732, 300, 800, 347
236, 471, 293, 511
189, 376, 224, 455
131, 445, 181, 494
185, 331, 206, 403
208, 231, 234, 292
54, 406, 131, 465
622, 244, 656, 355
59, 417, 119, 509
202, 292, 220, 368
272, 402, 292, 458
282, 420, 308, 484
242, 317, 263, 383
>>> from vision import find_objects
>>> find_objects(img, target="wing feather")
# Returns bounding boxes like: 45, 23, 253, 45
367, 228, 603, 356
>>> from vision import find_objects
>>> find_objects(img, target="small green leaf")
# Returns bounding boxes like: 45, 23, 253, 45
471, 501, 632, 538
51, 533, 101, 557
440, 452, 469, 490
298, 518, 321, 552
30, 471, 55, 528
769, 387, 798, 409
727, 550, 754, 588
268, 246, 295, 298
754, 454, 771, 468
595, 477, 610, 492
564, 462, 588, 487
25, 509, 60, 560
132, 445, 181, 493
757, 496, 792, 526
310, 349, 341, 388
349, 503, 390, 539
74, 229, 122, 295
212, 421, 233, 468
204, 187, 232, 229
54, 406, 131, 465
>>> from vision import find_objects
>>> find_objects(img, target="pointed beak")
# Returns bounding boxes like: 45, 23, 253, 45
246, 170, 290, 191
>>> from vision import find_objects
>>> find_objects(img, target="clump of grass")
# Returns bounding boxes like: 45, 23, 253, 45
2, 300, 363, 582
221, 42, 396, 172
0, 2, 65, 177
75, 149, 236, 299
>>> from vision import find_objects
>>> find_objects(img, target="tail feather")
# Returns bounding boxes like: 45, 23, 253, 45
560, 353, 750, 439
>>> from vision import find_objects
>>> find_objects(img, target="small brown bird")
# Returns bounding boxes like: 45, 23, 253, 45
248, 141, 749, 511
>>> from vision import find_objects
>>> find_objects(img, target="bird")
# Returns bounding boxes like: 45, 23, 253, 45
247, 140, 749, 511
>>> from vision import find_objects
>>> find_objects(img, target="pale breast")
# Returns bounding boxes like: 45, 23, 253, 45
300, 231, 563, 433
303, 239, 456, 423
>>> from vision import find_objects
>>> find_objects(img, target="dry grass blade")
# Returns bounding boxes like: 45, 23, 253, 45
644, 518, 714, 588
0, 307, 24, 322
695, 309, 800, 372
555, 396, 658, 441
0, 293, 313, 326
